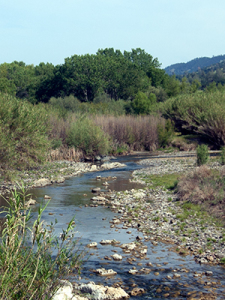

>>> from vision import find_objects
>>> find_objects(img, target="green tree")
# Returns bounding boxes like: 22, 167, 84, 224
131, 91, 156, 114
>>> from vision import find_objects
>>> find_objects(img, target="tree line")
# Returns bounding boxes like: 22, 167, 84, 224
0, 48, 201, 107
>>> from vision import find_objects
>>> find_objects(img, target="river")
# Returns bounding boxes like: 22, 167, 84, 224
21, 154, 225, 299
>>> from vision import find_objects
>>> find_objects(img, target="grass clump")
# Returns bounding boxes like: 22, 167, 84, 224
196, 144, 209, 166
0, 186, 83, 299
143, 173, 179, 190
177, 165, 225, 223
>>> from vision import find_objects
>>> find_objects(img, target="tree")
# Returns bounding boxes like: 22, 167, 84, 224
131, 91, 156, 114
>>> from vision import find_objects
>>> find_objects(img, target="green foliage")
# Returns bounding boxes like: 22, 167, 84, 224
0, 93, 50, 171
157, 119, 174, 148
162, 89, 225, 147
131, 91, 156, 115
0, 186, 83, 299
221, 146, 225, 165
49, 94, 126, 116
66, 117, 110, 157
196, 145, 209, 166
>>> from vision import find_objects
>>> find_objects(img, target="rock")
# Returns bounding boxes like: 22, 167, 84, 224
55, 177, 65, 183
101, 162, 126, 170
78, 281, 129, 299
95, 156, 102, 161
52, 280, 73, 300
87, 242, 97, 248
100, 240, 113, 245
128, 269, 138, 275
91, 196, 106, 205
92, 187, 101, 193
90, 165, 98, 171
33, 178, 51, 187
129, 287, 145, 296
111, 254, 122, 261
26, 198, 36, 207
95, 268, 117, 276
205, 271, 213, 276
120, 243, 136, 250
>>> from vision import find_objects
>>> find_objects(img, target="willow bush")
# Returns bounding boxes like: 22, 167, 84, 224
162, 90, 225, 147
0, 93, 50, 171
66, 116, 111, 157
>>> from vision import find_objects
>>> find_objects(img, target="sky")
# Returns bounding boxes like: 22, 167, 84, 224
1, 0, 225, 68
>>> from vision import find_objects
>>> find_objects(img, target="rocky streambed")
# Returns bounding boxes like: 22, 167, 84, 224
70, 156, 225, 299
2, 153, 225, 299
0, 159, 126, 197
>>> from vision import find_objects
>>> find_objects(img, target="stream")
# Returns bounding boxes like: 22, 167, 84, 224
18, 155, 225, 298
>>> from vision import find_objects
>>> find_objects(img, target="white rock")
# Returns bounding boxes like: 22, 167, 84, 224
52, 280, 73, 300
26, 198, 36, 207
90, 165, 98, 171
33, 178, 51, 187
78, 282, 129, 299
96, 268, 117, 276
101, 162, 126, 170
120, 243, 136, 250
111, 254, 122, 261
87, 242, 97, 248
100, 240, 113, 245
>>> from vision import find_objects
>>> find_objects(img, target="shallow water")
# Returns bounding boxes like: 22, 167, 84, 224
11, 155, 225, 299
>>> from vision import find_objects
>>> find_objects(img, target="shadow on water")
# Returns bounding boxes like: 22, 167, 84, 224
1, 154, 225, 299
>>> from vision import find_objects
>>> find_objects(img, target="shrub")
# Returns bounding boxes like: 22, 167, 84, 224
157, 119, 174, 148
196, 144, 209, 166
0, 186, 83, 299
0, 93, 50, 171
162, 90, 225, 147
66, 116, 110, 157
131, 91, 156, 115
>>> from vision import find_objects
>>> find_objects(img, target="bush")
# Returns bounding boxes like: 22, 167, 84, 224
131, 91, 156, 115
157, 119, 174, 148
162, 90, 225, 147
196, 144, 209, 166
66, 116, 110, 157
0, 186, 83, 299
0, 93, 50, 171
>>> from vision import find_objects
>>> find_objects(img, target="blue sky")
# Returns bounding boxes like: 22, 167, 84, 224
1, 0, 225, 68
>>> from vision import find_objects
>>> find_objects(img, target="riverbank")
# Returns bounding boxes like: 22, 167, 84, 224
62, 154, 225, 300
0, 159, 126, 197
105, 156, 225, 266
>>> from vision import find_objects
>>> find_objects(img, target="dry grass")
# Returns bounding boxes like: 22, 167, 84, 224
49, 145, 83, 161
177, 165, 225, 222
92, 114, 164, 151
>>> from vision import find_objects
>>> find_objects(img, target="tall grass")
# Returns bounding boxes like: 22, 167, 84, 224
0, 186, 83, 299
177, 165, 225, 221
93, 115, 165, 152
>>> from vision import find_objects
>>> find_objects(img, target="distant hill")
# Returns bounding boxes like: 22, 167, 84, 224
165, 55, 225, 76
